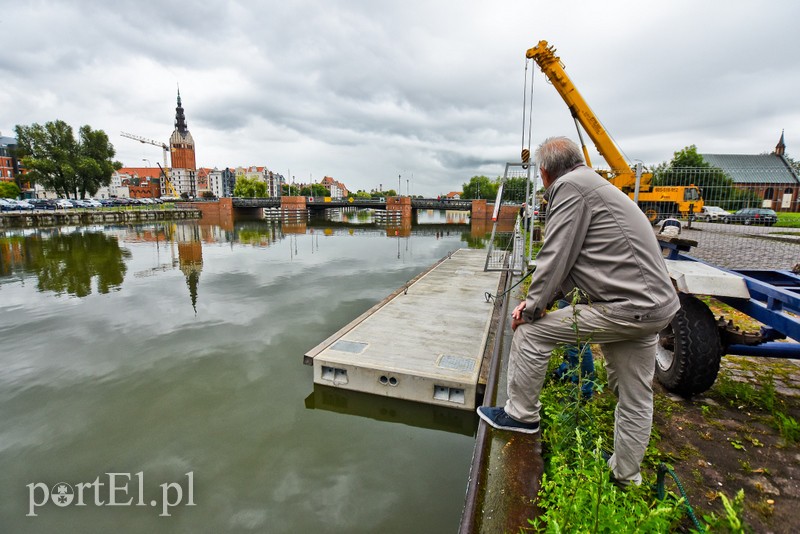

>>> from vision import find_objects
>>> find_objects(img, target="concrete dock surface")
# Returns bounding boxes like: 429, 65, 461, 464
305, 248, 502, 410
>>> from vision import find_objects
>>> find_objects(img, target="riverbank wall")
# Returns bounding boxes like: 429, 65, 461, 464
0, 208, 202, 228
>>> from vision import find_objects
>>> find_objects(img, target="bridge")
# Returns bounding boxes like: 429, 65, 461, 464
231, 197, 475, 211
186, 197, 520, 229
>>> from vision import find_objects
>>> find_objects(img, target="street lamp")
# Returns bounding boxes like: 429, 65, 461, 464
143, 159, 151, 167
398, 174, 401, 197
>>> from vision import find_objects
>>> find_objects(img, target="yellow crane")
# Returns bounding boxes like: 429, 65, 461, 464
119, 132, 178, 198
525, 40, 703, 222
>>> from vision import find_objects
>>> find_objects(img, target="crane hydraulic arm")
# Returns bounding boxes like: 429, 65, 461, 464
157, 163, 178, 198
525, 40, 703, 222
525, 40, 641, 190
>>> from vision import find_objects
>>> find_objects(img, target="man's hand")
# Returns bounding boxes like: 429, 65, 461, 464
511, 301, 527, 331
510, 300, 546, 331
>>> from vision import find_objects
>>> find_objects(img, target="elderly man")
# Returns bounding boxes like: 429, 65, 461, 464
477, 136, 680, 486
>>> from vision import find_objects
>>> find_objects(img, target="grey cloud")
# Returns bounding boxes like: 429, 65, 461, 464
4, 0, 800, 196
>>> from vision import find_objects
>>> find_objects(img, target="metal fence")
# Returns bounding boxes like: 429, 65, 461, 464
643, 166, 799, 270
505, 165, 800, 271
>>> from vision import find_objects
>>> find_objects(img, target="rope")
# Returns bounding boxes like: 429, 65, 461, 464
484, 269, 533, 304
656, 462, 705, 532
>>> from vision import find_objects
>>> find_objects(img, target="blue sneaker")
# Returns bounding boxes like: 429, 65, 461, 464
476, 406, 539, 434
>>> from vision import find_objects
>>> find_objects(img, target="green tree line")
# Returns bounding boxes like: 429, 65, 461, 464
652, 145, 760, 209
461, 175, 532, 203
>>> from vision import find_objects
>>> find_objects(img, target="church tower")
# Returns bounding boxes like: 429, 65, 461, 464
774, 129, 786, 156
169, 89, 197, 197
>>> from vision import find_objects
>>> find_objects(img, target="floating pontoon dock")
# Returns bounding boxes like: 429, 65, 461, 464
304, 248, 503, 410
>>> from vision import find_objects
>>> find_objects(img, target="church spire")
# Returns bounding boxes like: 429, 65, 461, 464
175, 88, 188, 136
775, 129, 786, 156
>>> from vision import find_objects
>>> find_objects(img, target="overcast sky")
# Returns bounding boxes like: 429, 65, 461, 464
2, 0, 799, 196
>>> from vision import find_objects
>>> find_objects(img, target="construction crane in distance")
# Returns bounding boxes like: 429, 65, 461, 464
120, 132, 170, 169
157, 162, 179, 198
120, 132, 179, 198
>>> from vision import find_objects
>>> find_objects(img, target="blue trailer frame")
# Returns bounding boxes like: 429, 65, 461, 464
659, 239, 800, 359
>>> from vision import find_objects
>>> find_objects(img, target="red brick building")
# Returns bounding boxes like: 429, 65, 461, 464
116, 167, 163, 198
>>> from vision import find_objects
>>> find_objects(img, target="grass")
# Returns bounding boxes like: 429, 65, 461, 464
522, 359, 686, 533
776, 212, 800, 228
520, 355, 755, 533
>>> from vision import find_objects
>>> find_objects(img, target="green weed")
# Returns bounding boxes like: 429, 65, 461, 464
519, 290, 752, 532
775, 412, 800, 444
701, 490, 753, 533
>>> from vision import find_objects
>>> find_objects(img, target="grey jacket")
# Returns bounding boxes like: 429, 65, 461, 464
523, 164, 680, 323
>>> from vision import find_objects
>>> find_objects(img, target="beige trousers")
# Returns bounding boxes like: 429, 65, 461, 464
503, 304, 673, 485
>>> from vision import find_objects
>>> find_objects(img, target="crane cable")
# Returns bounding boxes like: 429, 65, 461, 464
521, 58, 535, 166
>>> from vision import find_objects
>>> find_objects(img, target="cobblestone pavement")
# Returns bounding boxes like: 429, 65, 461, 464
724, 356, 800, 398
675, 221, 800, 270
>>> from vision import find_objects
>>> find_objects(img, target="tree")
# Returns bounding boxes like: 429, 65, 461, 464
14, 120, 121, 199
0, 181, 21, 198
461, 175, 499, 200
504, 175, 533, 203
785, 154, 800, 176
281, 183, 300, 196
299, 184, 329, 197
653, 145, 730, 189
653, 145, 759, 210
234, 176, 268, 197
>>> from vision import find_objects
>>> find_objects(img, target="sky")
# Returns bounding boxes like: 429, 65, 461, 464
2, 0, 799, 197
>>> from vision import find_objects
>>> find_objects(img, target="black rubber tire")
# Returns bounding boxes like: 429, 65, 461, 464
655, 293, 723, 397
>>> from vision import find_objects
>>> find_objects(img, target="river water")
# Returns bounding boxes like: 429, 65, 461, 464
0, 211, 483, 533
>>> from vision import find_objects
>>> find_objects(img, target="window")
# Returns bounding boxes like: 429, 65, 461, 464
764, 187, 774, 200
684, 188, 700, 201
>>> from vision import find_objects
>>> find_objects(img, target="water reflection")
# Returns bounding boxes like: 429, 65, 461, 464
0, 228, 131, 297
0, 213, 497, 305
0, 214, 493, 533
305, 384, 478, 436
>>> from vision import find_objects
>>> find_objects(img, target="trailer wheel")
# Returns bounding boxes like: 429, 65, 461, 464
655, 293, 722, 397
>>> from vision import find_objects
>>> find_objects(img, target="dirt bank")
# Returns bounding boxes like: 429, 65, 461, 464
652, 353, 800, 533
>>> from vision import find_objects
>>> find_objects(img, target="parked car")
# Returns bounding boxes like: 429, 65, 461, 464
29, 199, 57, 210
54, 199, 74, 209
83, 199, 103, 208
11, 199, 34, 210
0, 198, 15, 211
698, 205, 730, 222
71, 199, 89, 208
723, 208, 778, 226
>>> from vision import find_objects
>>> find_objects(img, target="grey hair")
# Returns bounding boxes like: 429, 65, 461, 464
534, 136, 584, 180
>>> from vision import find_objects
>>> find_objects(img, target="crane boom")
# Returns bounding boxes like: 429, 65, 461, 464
526, 40, 638, 189
120, 131, 170, 169
525, 40, 703, 222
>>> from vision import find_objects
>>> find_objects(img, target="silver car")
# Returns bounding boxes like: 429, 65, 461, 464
698, 205, 730, 222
